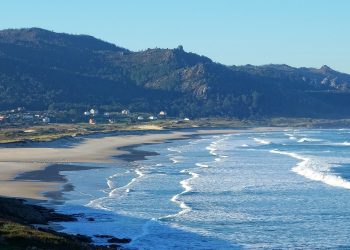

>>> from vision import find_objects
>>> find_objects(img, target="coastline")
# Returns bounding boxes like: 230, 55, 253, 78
0, 127, 244, 248
0, 128, 239, 200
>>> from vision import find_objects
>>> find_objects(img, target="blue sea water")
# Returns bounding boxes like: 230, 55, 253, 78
54, 129, 350, 249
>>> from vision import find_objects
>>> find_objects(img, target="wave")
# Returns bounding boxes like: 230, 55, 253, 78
167, 147, 182, 153
284, 133, 297, 140
170, 157, 182, 164
336, 141, 350, 146
108, 167, 145, 197
270, 149, 350, 190
206, 145, 218, 156
297, 137, 322, 143
106, 173, 119, 189
161, 170, 199, 219
195, 162, 209, 168
253, 138, 271, 145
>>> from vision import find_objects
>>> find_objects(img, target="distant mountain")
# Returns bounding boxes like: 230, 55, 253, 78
0, 27, 350, 118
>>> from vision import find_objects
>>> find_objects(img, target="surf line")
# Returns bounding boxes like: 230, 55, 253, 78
270, 149, 350, 190
160, 169, 199, 220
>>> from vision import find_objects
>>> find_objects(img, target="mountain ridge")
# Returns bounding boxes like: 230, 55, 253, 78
0, 28, 349, 119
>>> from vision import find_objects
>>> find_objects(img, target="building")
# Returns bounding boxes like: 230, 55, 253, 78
184, 117, 190, 121
84, 111, 90, 116
121, 109, 130, 115
90, 109, 98, 115
159, 111, 167, 116
149, 116, 157, 120
42, 117, 50, 123
137, 116, 144, 120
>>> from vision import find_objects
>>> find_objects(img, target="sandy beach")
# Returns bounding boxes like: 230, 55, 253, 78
0, 129, 238, 200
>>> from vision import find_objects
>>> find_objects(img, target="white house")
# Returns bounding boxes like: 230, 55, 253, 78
159, 111, 167, 116
121, 109, 130, 115
42, 117, 50, 123
149, 116, 157, 120
90, 109, 98, 115
84, 111, 90, 116
184, 117, 190, 121
137, 116, 144, 120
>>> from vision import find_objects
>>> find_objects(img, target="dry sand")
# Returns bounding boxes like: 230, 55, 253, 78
0, 129, 238, 200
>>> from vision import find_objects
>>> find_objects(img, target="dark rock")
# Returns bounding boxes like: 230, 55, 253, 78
75, 234, 93, 243
94, 234, 114, 238
107, 237, 131, 244
108, 244, 122, 249
0, 197, 76, 224
87, 217, 95, 221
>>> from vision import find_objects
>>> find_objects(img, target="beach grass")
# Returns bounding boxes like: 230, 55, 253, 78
1, 118, 350, 144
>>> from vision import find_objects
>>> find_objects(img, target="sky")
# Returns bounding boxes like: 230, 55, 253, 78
1, 0, 349, 73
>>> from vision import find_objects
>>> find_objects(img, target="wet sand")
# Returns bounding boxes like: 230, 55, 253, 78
0, 129, 239, 200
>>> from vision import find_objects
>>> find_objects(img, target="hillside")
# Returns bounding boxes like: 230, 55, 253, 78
1, 28, 350, 118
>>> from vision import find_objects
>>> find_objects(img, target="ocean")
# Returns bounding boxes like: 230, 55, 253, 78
54, 129, 350, 249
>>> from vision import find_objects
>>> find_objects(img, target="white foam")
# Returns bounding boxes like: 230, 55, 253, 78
167, 147, 182, 153
105, 173, 121, 190
86, 198, 112, 211
108, 167, 145, 197
163, 170, 199, 219
206, 145, 218, 156
195, 162, 209, 168
135, 168, 145, 177
106, 179, 114, 189
241, 144, 249, 147
170, 157, 180, 163
297, 137, 322, 143
253, 138, 271, 145
87, 167, 147, 209
270, 149, 350, 190
338, 141, 350, 146
180, 179, 192, 192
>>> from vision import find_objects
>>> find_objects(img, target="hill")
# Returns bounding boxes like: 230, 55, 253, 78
1, 28, 350, 119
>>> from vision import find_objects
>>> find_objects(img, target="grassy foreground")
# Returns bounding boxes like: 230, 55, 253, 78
0, 221, 107, 250
0, 197, 112, 249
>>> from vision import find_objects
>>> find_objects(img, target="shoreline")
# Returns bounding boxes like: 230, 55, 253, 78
0, 128, 241, 200
0, 126, 285, 248
0, 127, 243, 248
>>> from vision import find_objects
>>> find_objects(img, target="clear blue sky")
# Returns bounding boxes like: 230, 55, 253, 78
1, 0, 349, 73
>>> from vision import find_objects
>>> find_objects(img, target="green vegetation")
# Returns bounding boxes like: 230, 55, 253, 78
0, 197, 110, 249
0, 118, 350, 144
1, 28, 350, 119
0, 221, 102, 250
